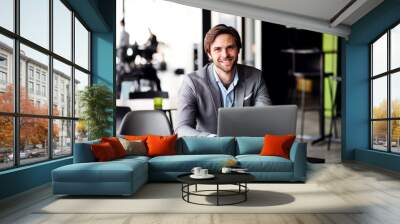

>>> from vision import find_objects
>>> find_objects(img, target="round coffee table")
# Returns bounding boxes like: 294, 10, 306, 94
177, 173, 255, 206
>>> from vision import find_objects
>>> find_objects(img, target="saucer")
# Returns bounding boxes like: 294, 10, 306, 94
190, 174, 215, 179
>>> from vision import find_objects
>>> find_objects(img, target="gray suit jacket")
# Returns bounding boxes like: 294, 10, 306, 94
175, 63, 271, 137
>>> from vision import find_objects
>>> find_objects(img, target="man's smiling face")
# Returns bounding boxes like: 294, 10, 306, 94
208, 33, 239, 75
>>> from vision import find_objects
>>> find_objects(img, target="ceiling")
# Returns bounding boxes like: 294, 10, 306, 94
165, 0, 384, 38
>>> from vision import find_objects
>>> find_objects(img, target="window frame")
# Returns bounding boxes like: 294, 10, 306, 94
0, 53, 7, 87
0, 0, 92, 171
370, 20, 400, 154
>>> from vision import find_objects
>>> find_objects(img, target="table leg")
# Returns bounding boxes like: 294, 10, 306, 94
245, 183, 247, 201
217, 184, 219, 206
181, 184, 183, 199
187, 184, 190, 202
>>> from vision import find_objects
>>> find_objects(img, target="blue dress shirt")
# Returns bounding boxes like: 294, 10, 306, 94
213, 65, 239, 108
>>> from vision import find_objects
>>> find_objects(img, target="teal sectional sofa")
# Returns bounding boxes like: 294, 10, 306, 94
52, 137, 307, 196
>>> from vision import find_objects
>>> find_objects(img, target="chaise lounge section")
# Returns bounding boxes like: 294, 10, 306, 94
52, 141, 149, 196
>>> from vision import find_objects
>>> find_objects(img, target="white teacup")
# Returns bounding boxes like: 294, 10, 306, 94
221, 167, 232, 174
199, 169, 208, 176
191, 167, 202, 176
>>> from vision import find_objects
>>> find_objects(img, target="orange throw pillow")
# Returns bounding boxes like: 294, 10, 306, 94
101, 137, 127, 158
146, 135, 177, 157
124, 135, 148, 141
91, 142, 117, 161
259, 134, 296, 159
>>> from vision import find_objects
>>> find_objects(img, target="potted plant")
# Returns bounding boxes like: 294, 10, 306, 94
79, 84, 113, 140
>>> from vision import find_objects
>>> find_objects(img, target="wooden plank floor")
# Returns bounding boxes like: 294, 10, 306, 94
1, 162, 400, 224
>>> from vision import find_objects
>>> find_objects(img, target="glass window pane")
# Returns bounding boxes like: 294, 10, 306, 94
53, 0, 72, 60
74, 69, 89, 118
211, 11, 238, 28
391, 24, 400, 70
20, 117, 49, 165
53, 59, 72, 117
391, 72, 400, 118
372, 121, 388, 151
20, 0, 49, 49
0, 116, 14, 170
391, 120, 400, 153
0, 34, 14, 112
53, 119, 72, 158
75, 120, 88, 143
20, 44, 49, 115
74, 18, 89, 70
372, 34, 387, 76
0, 0, 14, 31
372, 77, 387, 119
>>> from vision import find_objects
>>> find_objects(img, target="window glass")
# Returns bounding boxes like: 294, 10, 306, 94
0, 34, 13, 112
0, 116, 13, 170
391, 24, 400, 70
20, 44, 49, 115
0, 0, 14, 31
0, 0, 93, 168
372, 34, 387, 76
391, 72, 400, 118
53, 0, 72, 60
391, 120, 400, 153
53, 119, 72, 158
74, 69, 89, 118
19, 117, 49, 165
74, 18, 89, 69
53, 59, 72, 116
211, 11, 238, 28
372, 121, 388, 151
20, 0, 49, 49
75, 120, 88, 143
372, 77, 387, 119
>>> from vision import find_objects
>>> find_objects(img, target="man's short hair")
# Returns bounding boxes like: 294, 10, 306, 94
204, 24, 242, 54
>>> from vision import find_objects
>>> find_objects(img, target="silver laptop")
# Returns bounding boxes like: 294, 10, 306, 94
217, 105, 297, 137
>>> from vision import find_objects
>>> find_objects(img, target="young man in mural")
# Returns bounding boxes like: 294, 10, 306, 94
176, 24, 271, 137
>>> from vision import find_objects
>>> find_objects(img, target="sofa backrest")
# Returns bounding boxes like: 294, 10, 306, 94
235, 137, 264, 155
177, 137, 236, 155
74, 136, 267, 162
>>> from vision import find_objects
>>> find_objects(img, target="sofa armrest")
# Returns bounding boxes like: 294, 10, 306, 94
73, 140, 100, 163
289, 141, 307, 181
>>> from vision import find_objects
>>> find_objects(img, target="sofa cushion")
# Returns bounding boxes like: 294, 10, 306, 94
118, 138, 147, 156
235, 137, 263, 155
91, 142, 118, 161
124, 135, 148, 141
236, 155, 293, 172
177, 137, 235, 155
147, 135, 177, 157
53, 159, 147, 183
260, 134, 296, 159
148, 154, 235, 172
101, 137, 127, 158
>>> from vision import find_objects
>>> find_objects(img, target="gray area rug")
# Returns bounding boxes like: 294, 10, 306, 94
38, 183, 361, 214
